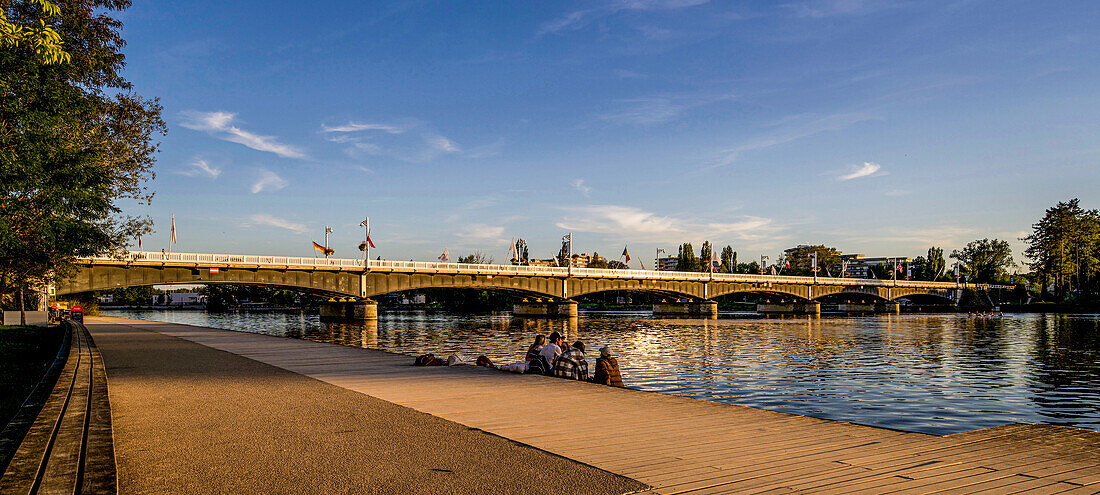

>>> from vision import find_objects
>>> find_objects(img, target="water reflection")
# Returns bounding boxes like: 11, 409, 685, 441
103, 309, 1100, 435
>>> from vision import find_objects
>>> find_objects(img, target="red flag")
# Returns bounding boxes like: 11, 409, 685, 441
785, 261, 791, 269
367, 235, 376, 249
138, 236, 142, 250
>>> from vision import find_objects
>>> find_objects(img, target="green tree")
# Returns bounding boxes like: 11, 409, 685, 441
676, 243, 698, 272
607, 260, 628, 270
1, 0, 164, 324
924, 247, 946, 281
720, 246, 736, 273
588, 252, 608, 268
458, 251, 492, 264
1, 0, 70, 65
951, 239, 1014, 283
781, 245, 842, 276
1023, 199, 1100, 298
699, 241, 714, 272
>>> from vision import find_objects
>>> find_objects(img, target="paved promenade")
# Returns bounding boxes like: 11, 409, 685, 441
88, 317, 1100, 494
85, 317, 643, 494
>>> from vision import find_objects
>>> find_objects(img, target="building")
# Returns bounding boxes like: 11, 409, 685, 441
656, 256, 679, 271
525, 253, 605, 268
841, 254, 912, 278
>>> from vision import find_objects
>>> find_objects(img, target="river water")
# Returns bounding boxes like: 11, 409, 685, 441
102, 309, 1099, 435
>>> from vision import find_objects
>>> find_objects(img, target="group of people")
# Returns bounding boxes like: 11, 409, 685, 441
496, 331, 624, 387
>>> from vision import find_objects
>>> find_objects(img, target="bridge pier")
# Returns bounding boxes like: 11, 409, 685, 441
834, 302, 900, 314
876, 302, 901, 314
757, 302, 821, 315
513, 299, 578, 318
652, 300, 718, 319
320, 299, 378, 320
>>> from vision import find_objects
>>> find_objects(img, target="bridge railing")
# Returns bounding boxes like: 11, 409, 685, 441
82, 251, 1008, 290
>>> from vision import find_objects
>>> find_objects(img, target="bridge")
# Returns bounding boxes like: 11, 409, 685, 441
55, 251, 1002, 318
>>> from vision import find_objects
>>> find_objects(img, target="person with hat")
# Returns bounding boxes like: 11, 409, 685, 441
591, 346, 624, 387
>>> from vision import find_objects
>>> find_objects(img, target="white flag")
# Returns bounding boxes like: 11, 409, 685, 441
509, 237, 517, 260
170, 214, 177, 245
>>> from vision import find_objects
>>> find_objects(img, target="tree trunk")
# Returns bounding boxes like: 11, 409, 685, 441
19, 282, 26, 326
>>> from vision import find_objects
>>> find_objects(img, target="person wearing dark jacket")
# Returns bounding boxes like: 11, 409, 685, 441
592, 346, 624, 387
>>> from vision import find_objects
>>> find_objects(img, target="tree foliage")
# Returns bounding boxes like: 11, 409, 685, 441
676, 243, 699, 272
720, 245, 735, 273
458, 251, 493, 264
950, 238, 1014, 283
1, 0, 71, 64
781, 245, 841, 276
1, 0, 164, 323
699, 241, 713, 272
1023, 198, 1100, 297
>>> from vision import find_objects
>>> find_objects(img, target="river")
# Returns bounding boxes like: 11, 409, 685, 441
102, 309, 1099, 435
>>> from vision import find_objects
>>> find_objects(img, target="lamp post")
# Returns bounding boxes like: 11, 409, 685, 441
656, 248, 666, 271
359, 217, 370, 264
811, 251, 818, 284
761, 255, 769, 275
324, 226, 333, 258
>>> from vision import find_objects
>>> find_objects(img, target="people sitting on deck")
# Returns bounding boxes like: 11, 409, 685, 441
538, 331, 565, 368
553, 341, 589, 381
525, 334, 546, 362
591, 346, 624, 387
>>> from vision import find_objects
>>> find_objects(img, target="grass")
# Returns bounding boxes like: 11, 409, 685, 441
0, 325, 64, 429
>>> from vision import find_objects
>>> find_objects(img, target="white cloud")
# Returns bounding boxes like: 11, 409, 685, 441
178, 158, 221, 179
426, 135, 460, 153
538, 0, 709, 36
457, 224, 507, 243
837, 161, 884, 181
244, 214, 307, 233
556, 205, 775, 242
251, 169, 288, 194
786, 0, 897, 18
571, 179, 592, 196
321, 122, 407, 134
181, 110, 306, 159
599, 94, 736, 126
705, 112, 878, 170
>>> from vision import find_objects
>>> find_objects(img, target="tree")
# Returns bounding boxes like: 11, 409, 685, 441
951, 239, 1014, 283
1, 0, 71, 65
555, 238, 572, 267
458, 251, 493, 264
1024, 199, 1100, 298
699, 241, 714, 272
1, 0, 164, 324
720, 246, 736, 273
607, 260, 628, 270
925, 247, 946, 281
781, 245, 841, 276
588, 252, 608, 269
676, 243, 699, 272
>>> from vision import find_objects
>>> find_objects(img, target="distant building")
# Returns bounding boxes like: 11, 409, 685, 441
841, 254, 912, 278
526, 253, 605, 268
400, 293, 427, 305
656, 256, 679, 271
165, 292, 203, 305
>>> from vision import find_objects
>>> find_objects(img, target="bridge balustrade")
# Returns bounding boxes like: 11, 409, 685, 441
80, 251, 1009, 291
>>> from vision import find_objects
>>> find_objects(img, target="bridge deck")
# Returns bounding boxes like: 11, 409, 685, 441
89, 317, 1098, 494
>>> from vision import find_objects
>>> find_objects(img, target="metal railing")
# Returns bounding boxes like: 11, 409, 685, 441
80, 251, 1007, 290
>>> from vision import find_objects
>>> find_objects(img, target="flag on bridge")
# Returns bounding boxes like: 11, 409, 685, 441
138, 236, 142, 250
622, 246, 630, 262
439, 248, 450, 263
366, 232, 376, 249
170, 214, 177, 245
313, 241, 326, 253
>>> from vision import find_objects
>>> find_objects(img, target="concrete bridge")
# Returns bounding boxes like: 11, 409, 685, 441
55, 251, 1001, 318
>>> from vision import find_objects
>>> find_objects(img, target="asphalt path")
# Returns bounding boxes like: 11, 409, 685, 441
88, 320, 645, 494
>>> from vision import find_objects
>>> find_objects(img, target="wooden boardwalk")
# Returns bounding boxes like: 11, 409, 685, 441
90, 317, 1100, 494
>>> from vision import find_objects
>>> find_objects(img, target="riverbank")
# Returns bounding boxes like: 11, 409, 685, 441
85, 317, 643, 494
0, 325, 64, 428
87, 316, 1100, 493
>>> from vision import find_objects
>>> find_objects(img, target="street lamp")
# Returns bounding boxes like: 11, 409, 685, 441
761, 255, 769, 275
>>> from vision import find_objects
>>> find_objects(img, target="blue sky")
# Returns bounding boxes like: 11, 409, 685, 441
115, 0, 1099, 267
